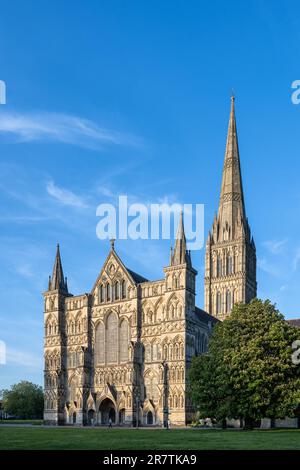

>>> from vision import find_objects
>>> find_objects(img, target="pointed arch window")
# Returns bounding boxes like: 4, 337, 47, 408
119, 319, 129, 362
152, 343, 158, 361
99, 284, 104, 303
163, 344, 168, 360
216, 291, 222, 315
145, 343, 151, 362
226, 291, 232, 312
106, 283, 111, 301
216, 256, 222, 277
69, 376, 77, 402
95, 322, 105, 364
115, 281, 119, 300
227, 256, 233, 275
121, 280, 126, 299
235, 253, 239, 272
144, 372, 159, 402
106, 312, 118, 363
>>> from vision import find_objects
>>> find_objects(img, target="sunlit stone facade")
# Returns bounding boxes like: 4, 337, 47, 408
43, 220, 216, 426
204, 97, 257, 320
43, 97, 256, 426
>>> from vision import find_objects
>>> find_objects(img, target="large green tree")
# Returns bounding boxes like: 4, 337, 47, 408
189, 299, 300, 428
1, 381, 44, 419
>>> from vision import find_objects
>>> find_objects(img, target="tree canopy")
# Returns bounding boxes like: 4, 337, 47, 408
189, 299, 300, 427
1, 381, 44, 419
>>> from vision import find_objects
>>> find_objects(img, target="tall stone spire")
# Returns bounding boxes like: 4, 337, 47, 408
49, 244, 68, 293
171, 211, 191, 266
204, 97, 256, 320
218, 95, 246, 238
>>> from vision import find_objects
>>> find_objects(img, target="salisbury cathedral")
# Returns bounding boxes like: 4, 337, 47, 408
43, 97, 257, 426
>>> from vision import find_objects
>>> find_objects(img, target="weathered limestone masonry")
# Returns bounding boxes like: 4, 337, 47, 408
43, 215, 217, 426
205, 96, 257, 320
43, 97, 257, 426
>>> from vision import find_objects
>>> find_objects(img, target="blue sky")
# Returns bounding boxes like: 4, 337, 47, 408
1, 0, 300, 389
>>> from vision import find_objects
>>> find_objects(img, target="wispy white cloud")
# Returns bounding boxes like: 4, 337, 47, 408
257, 258, 280, 277
0, 111, 140, 149
15, 263, 34, 278
292, 247, 300, 271
7, 347, 42, 369
263, 238, 288, 254
0, 215, 51, 224
46, 180, 88, 208
97, 185, 116, 199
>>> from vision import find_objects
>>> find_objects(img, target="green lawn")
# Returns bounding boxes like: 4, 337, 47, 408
0, 419, 43, 425
0, 427, 300, 450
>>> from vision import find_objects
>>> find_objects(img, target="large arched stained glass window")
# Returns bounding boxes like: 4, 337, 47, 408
106, 312, 118, 363
119, 320, 129, 362
95, 322, 105, 364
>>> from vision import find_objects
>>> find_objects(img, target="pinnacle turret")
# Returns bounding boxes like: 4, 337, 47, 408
48, 244, 68, 293
171, 212, 191, 266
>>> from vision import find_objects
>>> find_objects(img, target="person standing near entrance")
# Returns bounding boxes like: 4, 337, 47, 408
108, 418, 112, 428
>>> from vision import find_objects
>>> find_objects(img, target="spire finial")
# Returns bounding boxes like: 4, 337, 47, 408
217, 96, 246, 238
49, 243, 68, 293
171, 210, 191, 267
110, 238, 115, 251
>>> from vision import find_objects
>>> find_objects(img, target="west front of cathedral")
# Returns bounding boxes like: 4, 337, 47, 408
43, 97, 257, 426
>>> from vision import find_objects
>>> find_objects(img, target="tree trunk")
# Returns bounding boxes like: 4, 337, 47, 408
221, 419, 227, 429
243, 417, 254, 430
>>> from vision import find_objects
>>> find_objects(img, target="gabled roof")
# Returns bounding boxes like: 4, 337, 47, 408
195, 306, 219, 325
126, 268, 149, 284
91, 245, 148, 293
287, 319, 300, 328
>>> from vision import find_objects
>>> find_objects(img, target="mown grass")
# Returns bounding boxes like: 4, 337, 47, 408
0, 419, 43, 425
0, 427, 300, 450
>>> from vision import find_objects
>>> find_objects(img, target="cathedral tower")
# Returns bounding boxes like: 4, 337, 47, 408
204, 97, 257, 320
44, 245, 70, 425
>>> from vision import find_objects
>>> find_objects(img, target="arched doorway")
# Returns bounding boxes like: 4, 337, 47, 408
147, 411, 153, 425
88, 409, 95, 425
72, 412, 76, 424
119, 408, 125, 424
99, 398, 116, 425
109, 407, 116, 423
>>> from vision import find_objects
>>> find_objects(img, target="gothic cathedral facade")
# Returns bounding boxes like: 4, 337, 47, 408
43, 98, 256, 426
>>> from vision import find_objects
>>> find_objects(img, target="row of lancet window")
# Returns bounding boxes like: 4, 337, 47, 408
216, 290, 233, 314
215, 255, 235, 277
95, 313, 129, 364
98, 281, 126, 303
45, 320, 83, 336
